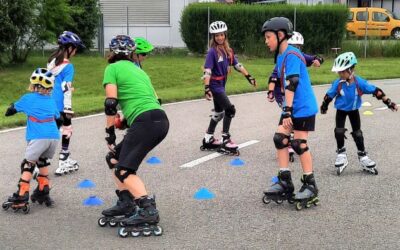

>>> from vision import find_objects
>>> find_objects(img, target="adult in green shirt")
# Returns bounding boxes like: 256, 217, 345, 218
101, 35, 169, 237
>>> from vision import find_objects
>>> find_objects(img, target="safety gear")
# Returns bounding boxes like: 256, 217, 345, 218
383, 98, 398, 111
20, 160, 36, 174
273, 133, 290, 149
288, 31, 304, 45
373, 87, 385, 100
109, 35, 136, 55
104, 98, 118, 116
58, 31, 85, 48
320, 94, 333, 114
351, 129, 365, 152
134, 37, 154, 54
115, 167, 136, 183
261, 17, 294, 37
291, 139, 309, 155
105, 126, 116, 146
209, 21, 228, 34
30, 68, 55, 89
285, 76, 299, 92
332, 52, 357, 72
225, 105, 236, 118
5, 103, 17, 116
210, 110, 224, 122
245, 74, 256, 86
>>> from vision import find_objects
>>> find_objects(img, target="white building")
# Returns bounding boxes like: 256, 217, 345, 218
98, 0, 399, 50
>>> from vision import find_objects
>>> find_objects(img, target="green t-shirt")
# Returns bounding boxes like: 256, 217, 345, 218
103, 60, 161, 125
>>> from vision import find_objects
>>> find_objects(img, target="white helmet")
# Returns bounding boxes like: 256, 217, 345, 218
209, 21, 228, 34
288, 31, 304, 45
332, 52, 358, 72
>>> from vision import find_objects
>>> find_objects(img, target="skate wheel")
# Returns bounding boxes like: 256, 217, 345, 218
2, 202, 10, 211
118, 227, 129, 238
98, 217, 107, 227
153, 226, 163, 236
288, 198, 295, 204
45, 201, 53, 207
131, 230, 141, 237
200, 146, 205, 151
336, 168, 341, 176
295, 202, 302, 211
275, 199, 283, 205
262, 195, 271, 204
234, 151, 240, 156
143, 230, 152, 237
22, 205, 30, 214
305, 203, 311, 208
373, 169, 378, 175
109, 219, 118, 227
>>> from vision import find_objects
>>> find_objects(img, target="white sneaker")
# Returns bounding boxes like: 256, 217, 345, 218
55, 153, 79, 176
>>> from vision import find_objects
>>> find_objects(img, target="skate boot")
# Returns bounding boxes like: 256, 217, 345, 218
288, 146, 295, 163
119, 196, 163, 238
200, 133, 222, 151
263, 170, 295, 205
358, 151, 378, 175
98, 190, 136, 227
335, 147, 348, 176
30, 174, 54, 207
55, 151, 79, 176
218, 133, 240, 156
294, 173, 319, 211
2, 179, 30, 214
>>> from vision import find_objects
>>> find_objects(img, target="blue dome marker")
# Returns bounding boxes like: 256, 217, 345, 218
77, 179, 96, 189
83, 196, 103, 206
230, 158, 245, 167
194, 188, 215, 200
146, 156, 162, 165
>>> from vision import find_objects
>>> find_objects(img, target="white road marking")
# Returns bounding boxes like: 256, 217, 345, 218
179, 140, 260, 168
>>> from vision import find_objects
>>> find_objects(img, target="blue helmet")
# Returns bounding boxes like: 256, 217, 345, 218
109, 35, 136, 55
58, 31, 85, 48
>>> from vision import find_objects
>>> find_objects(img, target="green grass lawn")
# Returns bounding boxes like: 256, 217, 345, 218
1, 53, 400, 128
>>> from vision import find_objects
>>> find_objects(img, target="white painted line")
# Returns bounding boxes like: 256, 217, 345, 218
374, 106, 388, 111
179, 140, 260, 169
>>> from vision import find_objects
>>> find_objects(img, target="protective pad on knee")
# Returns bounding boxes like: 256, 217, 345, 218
20, 159, 36, 174
291, 139, 309, 155
114, 167, 136, 183
273, 133, 290, 149
351, 129, 364, 145
37, 174, 50, 191
37, 157, 51, 168
225, 105, 236, 118
334, 128, 347, 140
210, 110, 225, 122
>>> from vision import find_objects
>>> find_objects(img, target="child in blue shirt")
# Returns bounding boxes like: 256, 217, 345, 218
3, 68, 60, 213
262, 17, 319, 210
320, 52, 397, 175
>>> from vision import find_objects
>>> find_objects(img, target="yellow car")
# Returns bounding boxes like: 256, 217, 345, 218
347, 7, 400, 39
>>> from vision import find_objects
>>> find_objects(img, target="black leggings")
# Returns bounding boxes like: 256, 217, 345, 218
207, 92, 234, 134
56, 112, 72, 151
335, 109, 364, 151
117, 109, 169, 172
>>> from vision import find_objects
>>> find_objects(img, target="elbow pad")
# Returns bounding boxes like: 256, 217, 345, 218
202, 69, 211, 80
268, 76, 278, 85
373, 87, 385, 100
5, 103, 17, 116
234, 63, 244, 72
104, 98, 118, 116
285, 75, 299, 92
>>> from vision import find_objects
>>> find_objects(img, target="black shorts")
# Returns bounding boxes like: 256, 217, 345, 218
117, 109, 169, 172
279, 115, 316, 131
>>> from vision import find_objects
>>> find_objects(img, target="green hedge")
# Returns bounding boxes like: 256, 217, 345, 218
180, 3, 348, 56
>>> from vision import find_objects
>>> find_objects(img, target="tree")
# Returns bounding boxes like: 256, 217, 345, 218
66, 0, 101, 49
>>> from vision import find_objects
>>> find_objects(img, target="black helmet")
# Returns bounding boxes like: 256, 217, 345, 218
261, 17, 294, 38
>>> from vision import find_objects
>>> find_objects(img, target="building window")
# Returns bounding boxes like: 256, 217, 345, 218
100, 0, 170, 26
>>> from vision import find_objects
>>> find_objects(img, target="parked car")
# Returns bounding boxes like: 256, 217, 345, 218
347, 7, 400, 39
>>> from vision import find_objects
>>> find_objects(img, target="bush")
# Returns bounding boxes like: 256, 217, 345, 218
180, 3, 348, 56
341, 39, 400, 58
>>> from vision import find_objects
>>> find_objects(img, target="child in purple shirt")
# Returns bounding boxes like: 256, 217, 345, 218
200, 21, 257, 156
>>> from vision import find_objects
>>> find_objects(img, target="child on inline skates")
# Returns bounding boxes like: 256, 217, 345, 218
320, 52, 398, 175
262, 17, 319, 210
2, 68, 60, 214
100, 35, 169, 237
201, 21, 257, 156
47, 31, 85, 176
267, 31, 324, 162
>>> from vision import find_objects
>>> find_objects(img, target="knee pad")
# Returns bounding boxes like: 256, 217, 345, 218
114, 167, 136, 183
20, 159, 36, 174
62, 125, 73, 139
37, 157, 51, 168
225, 105, 236, 118
210, 110, 224, 122
291, 139, 309, 155
334, 128, 347, 140
273, 133, 290, 149
351, 129, 364, 143
37, 174, 50, 191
